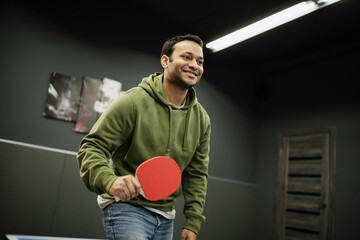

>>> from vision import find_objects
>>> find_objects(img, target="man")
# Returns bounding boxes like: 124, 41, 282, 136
77, 34, 211, 240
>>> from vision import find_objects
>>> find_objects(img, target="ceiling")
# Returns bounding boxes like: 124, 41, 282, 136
13, 0, 360, 79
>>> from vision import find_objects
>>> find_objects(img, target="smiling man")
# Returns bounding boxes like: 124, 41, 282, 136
77, 34, 211, 240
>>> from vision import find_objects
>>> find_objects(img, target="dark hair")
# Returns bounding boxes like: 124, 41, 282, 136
160, 34, 203, 58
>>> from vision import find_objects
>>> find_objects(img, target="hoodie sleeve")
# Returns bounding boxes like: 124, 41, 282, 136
77, 91, 136, 195
182, 118, 211, 235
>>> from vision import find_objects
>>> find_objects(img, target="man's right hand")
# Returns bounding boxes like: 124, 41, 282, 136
109, 175, 142, 201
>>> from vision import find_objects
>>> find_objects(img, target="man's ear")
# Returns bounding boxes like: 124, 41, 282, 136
161, 54, 169, 69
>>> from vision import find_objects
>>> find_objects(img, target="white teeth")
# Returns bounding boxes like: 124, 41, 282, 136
186, 71, 196, 77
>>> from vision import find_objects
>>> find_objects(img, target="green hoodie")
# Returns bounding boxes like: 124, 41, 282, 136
77, 72, 211, 234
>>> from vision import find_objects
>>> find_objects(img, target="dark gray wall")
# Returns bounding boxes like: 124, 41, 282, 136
0, 3, 258, 239
0, 140, 104, 238
0, 140, 256, 239
0, 3, 259, 183
254, 51, 360, 239
2, 2, 359, 240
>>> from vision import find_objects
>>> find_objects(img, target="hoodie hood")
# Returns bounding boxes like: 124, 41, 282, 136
138, 72, 197, 152
138, 72, 198, 109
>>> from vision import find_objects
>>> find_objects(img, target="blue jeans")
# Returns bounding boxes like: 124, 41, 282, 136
101, 202, 174, 240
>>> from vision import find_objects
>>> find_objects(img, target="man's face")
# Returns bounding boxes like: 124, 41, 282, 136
162, 40, 204, 89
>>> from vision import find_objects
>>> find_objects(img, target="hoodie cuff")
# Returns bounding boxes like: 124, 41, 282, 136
96, 172, 118, 195
183, 214, 205, 235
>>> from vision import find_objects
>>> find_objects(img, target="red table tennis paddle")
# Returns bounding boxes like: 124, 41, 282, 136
114, 156, 181, 201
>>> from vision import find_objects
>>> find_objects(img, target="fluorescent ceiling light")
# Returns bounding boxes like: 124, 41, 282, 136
206, 0, 341, 52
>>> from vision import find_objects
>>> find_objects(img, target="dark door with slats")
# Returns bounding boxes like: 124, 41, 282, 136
274, 128, 336, 240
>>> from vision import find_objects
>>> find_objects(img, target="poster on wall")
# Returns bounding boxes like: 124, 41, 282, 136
95, 77, 123, 113
43, 72, 124, 134
43, 72, 82, 122
73, 76, 123, 133
73, 76, 102, 133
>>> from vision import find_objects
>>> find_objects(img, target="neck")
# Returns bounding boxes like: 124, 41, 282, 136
163, 78, 188, 107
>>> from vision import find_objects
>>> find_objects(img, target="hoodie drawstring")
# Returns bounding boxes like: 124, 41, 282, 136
166, 106, 191, 153
183, 109, 191, 151
166, 106, 173, 153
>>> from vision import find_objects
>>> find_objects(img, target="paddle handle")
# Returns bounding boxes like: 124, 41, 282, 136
114, 189, 145, 202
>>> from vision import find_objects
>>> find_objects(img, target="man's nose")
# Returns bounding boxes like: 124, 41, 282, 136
188, 59, 198, 69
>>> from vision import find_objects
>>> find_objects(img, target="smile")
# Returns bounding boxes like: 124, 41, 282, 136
184, 70, 198, 78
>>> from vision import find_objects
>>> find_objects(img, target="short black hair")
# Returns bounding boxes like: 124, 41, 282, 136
160, 34, 203, 58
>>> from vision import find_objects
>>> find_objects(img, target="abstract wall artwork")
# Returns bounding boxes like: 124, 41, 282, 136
43, 72, 82, 122
43, 72, 124, 134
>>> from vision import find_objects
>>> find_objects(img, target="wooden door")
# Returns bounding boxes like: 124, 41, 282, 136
274, 127, 336, 240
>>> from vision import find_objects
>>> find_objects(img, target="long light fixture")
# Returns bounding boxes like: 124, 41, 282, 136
206, 0, 341, 52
